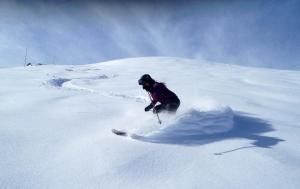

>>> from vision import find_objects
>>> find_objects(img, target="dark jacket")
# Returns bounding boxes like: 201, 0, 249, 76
149, 82, 180, 106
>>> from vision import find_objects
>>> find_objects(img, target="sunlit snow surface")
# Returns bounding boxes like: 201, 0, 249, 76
0, 57, 300, 189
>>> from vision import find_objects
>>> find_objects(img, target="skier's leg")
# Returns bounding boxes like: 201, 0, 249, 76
165, 101, 180, 113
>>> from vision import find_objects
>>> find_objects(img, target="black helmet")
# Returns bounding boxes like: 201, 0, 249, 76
138, 74, 155, 86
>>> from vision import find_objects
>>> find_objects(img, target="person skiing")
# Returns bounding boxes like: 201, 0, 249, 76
138, 74, 180, 113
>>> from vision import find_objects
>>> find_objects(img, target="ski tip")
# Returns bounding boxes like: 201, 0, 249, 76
112, 129, 127, 136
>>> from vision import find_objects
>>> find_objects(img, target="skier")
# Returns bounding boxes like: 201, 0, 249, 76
138, 74, 180, 114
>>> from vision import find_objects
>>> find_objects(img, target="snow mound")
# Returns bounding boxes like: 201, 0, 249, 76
131, 99, 234, 145
161, 107, 234, 136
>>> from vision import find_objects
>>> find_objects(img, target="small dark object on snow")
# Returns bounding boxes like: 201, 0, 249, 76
112, 129, 127, 136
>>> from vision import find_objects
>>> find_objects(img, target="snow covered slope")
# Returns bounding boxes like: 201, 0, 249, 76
0, 57, 299, 189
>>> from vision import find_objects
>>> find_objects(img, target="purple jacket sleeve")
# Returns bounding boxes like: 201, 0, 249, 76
150, 84, 165, 105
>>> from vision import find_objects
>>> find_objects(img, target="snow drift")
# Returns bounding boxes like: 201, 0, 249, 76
130, 99, 234, 145
156, 107, 233, 135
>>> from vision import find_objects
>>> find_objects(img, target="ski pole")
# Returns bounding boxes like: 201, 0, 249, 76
147, 92, 162, 124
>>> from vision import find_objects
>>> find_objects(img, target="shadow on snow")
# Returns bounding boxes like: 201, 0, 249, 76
132, 111, 284, 154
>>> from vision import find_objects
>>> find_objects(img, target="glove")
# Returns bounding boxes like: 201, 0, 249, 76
144, 104, 153, 112
153, 106, 159, 114
153, 105, 163, 114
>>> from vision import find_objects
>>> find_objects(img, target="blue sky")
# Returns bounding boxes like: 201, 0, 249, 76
0, 0, 299, 69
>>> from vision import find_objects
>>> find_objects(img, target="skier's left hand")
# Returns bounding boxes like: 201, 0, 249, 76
145, 104, 153, 112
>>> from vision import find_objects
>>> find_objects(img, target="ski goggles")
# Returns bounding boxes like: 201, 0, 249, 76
138, 78, 144, 85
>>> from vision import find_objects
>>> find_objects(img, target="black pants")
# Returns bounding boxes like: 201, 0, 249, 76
153, 100, 180, 113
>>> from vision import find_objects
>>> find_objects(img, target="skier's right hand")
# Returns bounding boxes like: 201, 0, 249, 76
145, 104, 153, 112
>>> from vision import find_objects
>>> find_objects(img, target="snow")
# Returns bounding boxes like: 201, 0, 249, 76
0, 57, 300, 189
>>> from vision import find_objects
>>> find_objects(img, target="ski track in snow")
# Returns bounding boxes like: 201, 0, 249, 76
46, 74, 147, 103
